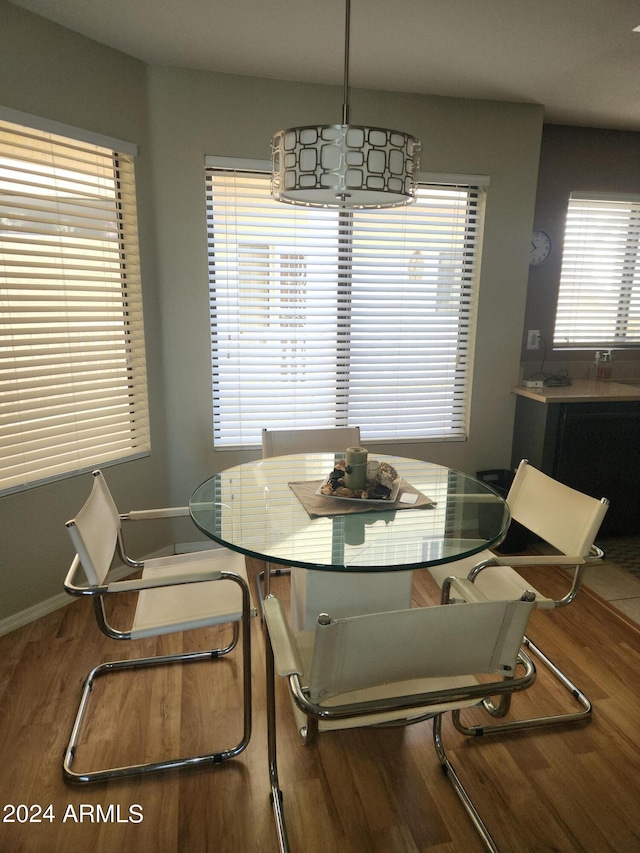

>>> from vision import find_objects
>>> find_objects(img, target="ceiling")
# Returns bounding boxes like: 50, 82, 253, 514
9, 0, 640, 131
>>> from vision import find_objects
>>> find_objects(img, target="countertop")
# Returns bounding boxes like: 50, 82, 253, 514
513, 379, 640, 404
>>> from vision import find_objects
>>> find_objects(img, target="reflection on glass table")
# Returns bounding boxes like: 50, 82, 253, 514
189, 453, 510, 574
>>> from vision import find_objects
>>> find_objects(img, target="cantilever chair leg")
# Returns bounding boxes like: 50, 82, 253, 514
64, 470, 255, 784
265, 625, 290, 853
441, 551, 601, 737
263, 592, 537, 853
433, 460, 608, 738
432, 714, 500, 853
266, 652, 506, 853
64, 591, 252, 784
452, 634, 591, 737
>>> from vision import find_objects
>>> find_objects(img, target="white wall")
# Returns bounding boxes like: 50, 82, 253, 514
146, 65, 544, 501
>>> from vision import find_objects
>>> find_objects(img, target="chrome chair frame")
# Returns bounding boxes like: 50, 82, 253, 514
264, 590, 537, 853
445, 558, 599, 734
434, 459, 609, 735
63, 471, 253, 783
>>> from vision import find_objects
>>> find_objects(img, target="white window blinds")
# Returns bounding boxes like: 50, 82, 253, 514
0, 117, 150, 494
554, 193, 640, 348
205, 164, 486, 448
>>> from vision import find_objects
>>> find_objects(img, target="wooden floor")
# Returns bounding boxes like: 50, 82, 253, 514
1, 559, 640, 853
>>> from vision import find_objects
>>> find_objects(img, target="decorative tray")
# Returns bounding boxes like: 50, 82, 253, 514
315, 460, 402, 503
315, 476, 401, 503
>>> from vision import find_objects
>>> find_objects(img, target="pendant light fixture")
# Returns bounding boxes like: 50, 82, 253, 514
270, 0, 421, 209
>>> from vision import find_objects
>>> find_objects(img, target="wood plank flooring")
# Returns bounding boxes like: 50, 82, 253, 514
0, 559, 639, 852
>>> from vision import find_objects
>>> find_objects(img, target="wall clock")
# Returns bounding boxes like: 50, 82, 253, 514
530, 229, 551, 266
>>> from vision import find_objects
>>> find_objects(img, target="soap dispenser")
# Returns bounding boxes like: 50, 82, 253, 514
597, 350, 613, 380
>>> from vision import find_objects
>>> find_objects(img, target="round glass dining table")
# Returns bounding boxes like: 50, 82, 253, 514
189, 453, 510, 574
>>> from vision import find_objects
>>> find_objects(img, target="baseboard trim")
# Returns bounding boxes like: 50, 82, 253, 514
0, 547, 174, 638
0, 592, 72, 637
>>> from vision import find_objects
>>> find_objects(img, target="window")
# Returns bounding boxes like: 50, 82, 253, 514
554, 193, 640, 348
205, 160, 486, 448
0, 115, 150, 495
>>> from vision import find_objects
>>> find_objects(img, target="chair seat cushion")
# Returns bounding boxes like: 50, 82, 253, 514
429, 551, 555, 609
132, 547, 251, 639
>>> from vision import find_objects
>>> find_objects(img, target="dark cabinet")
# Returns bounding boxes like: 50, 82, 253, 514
511, 396, 640, 536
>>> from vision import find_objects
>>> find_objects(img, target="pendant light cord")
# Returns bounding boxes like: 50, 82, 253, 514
270, 0, 420, 207
342, 0, 351, 125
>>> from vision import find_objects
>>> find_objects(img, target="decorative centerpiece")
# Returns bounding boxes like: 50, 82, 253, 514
319, 458, 400, 501
343, 446, 368, 491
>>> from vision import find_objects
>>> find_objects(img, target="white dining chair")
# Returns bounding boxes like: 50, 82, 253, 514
264, 586, 537, 853
261, 426, 362, 459
63, 469, 254, 782
429, 458, 609, 734
260, 427, 413, 630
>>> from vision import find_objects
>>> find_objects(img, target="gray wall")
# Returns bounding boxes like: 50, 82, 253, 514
0, 0, 545, 623
146, 65, 543, 501
0, 2, 171, 622
521, 124, 640, 380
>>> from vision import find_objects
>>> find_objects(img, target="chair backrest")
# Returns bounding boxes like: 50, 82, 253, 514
308, 598, 535, 704
507, 460, 608, 558
261, 426, 361, 458
65, 470, 121, 586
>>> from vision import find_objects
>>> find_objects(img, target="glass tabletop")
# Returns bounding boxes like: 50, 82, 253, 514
189, 453, 510, 573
